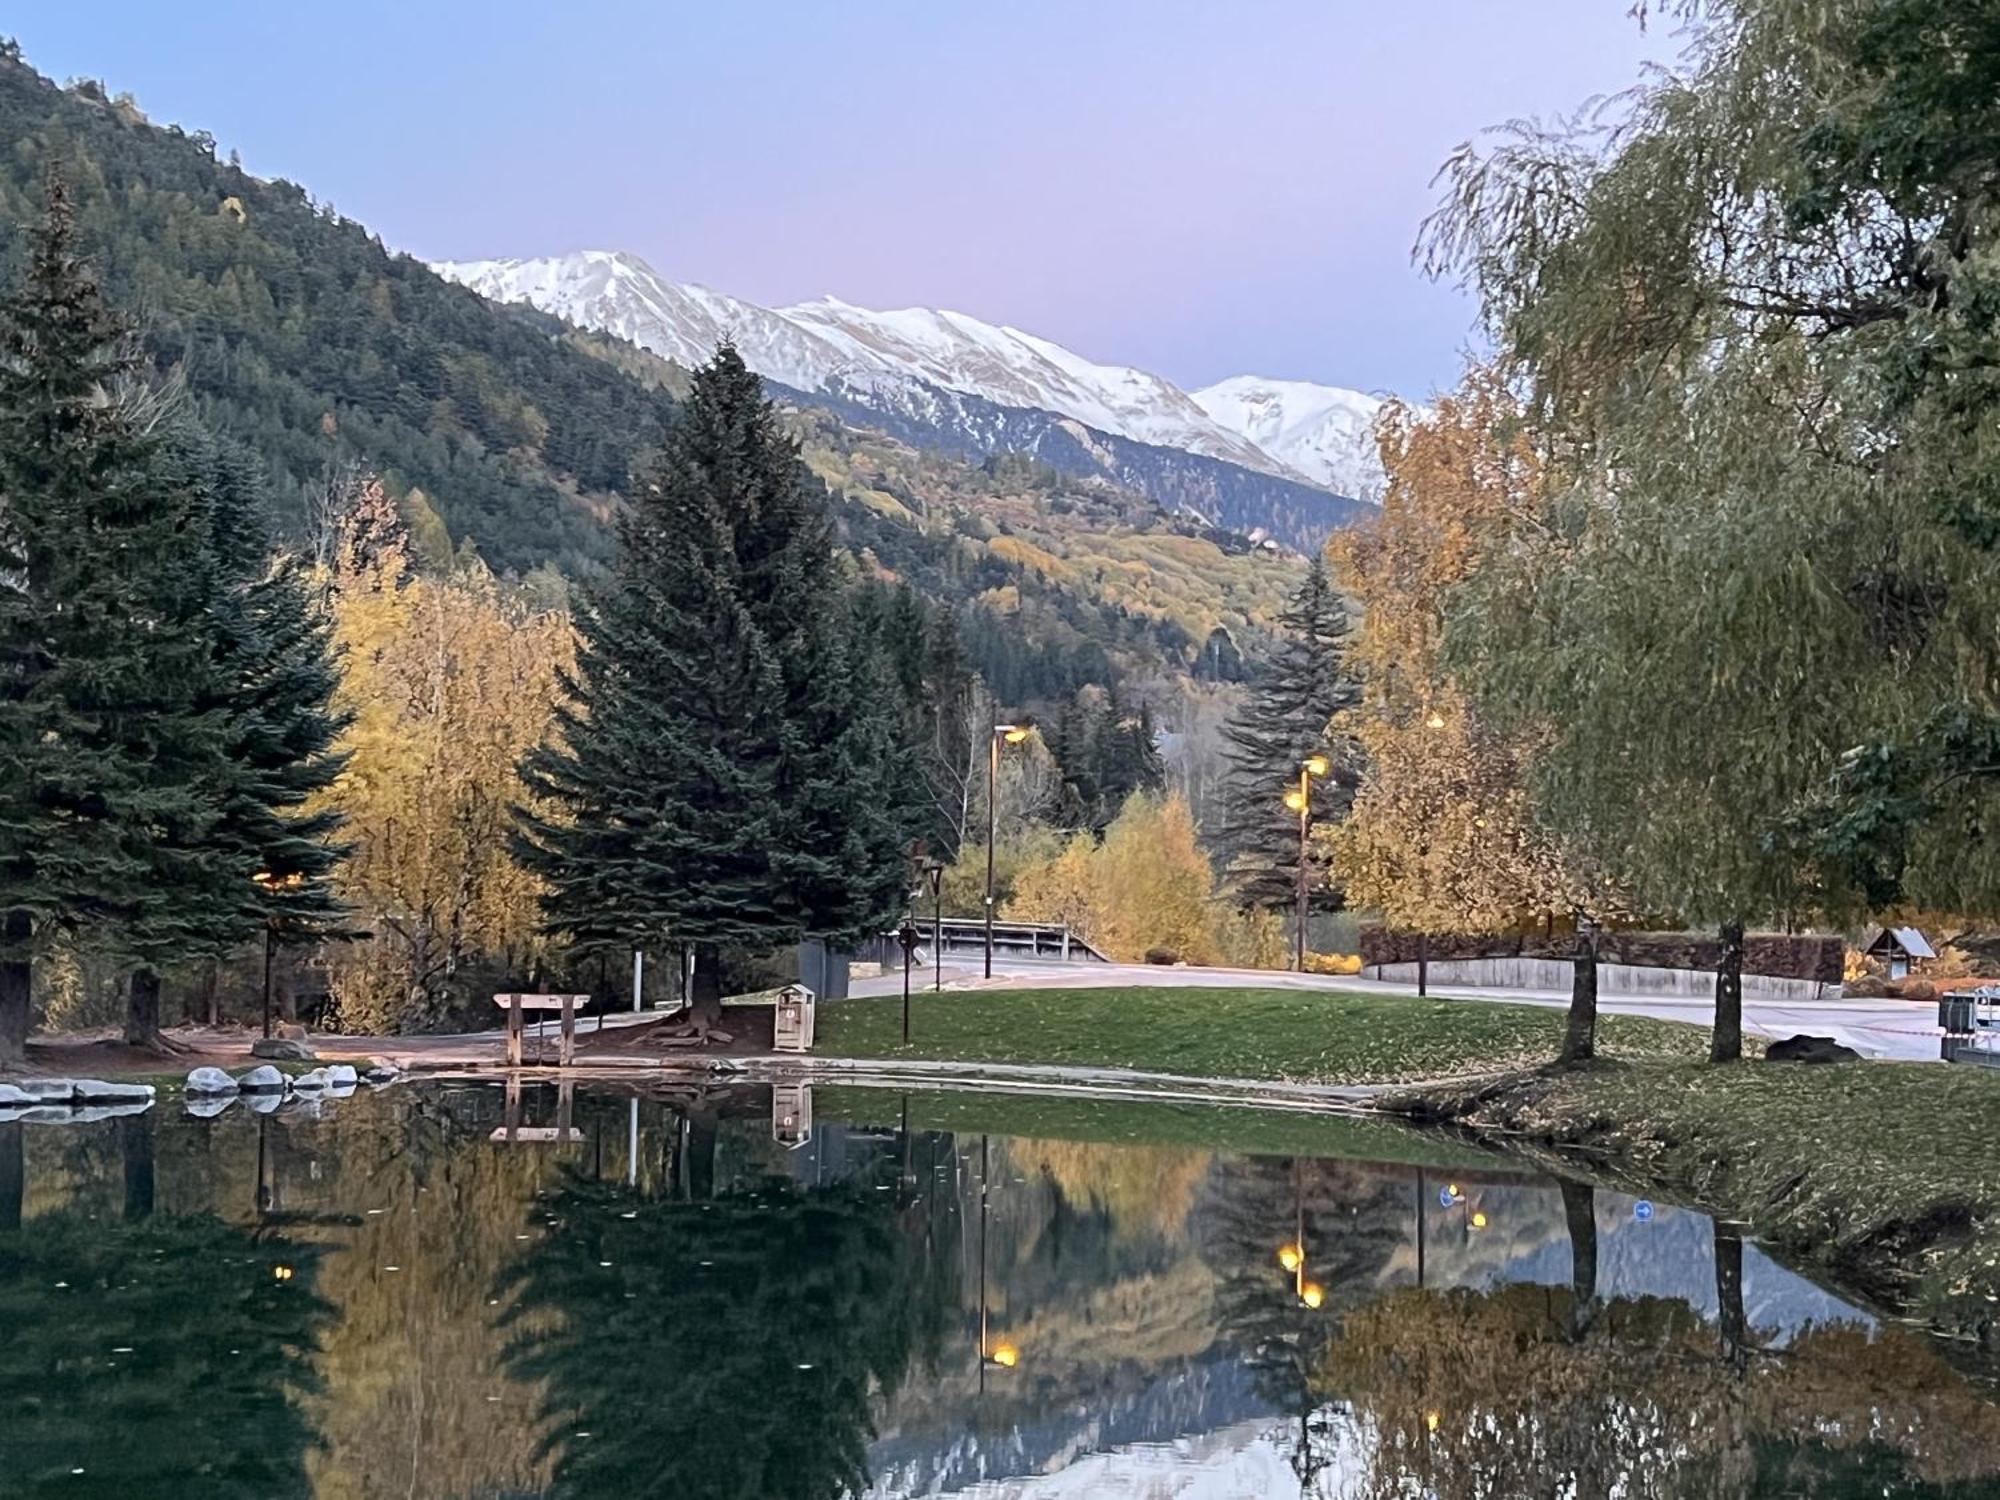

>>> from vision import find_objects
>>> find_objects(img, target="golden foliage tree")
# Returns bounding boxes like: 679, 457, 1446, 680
319, 488, 572, 1031
1326, 370, 1595, 933
1005, 791, 1230, 964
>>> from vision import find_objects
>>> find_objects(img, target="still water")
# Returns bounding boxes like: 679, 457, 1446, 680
0, 1080, 1996, 1499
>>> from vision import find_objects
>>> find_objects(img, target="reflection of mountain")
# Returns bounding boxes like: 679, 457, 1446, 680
866, 1358, 1270, 1498
1495, 1192, 1868, 1339
898, 1412, 1370, 1500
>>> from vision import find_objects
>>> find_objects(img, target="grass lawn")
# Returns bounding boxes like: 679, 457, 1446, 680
816, 985, 1714, 1086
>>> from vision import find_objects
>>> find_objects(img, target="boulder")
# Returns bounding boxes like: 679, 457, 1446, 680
184, 1094, 236, 1119
325, 1064, 359, 1089
1765, 1033, 1863, 1065
236, 1064, 289, 1094
72, 1079, 156, 1103
289, 1068, 330, 1092
362, 1057, 402, 1086
184, 1067, 238, 1096
0, 1083, 32, 1106
251, 1037, 316, 1062
11, 1079, 76, 1103
244, 1090, 285, 1114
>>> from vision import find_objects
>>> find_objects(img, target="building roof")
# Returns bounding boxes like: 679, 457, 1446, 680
1864, 925, 1937, 960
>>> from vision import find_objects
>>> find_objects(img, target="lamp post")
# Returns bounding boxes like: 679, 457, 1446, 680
923, 856, 946, 993
1285, 756, 1330, 972
985, 724, 1030, 979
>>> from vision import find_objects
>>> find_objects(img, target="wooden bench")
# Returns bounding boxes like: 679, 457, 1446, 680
494, 993, 591, 1068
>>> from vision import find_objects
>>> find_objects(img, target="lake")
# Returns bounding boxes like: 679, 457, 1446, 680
1, 1079, 1996, 1498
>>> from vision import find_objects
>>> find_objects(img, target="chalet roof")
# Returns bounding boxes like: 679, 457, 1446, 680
1863, 925, 1937, 960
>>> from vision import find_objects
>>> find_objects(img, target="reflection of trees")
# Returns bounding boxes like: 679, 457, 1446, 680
1330, 1200, 2000, 1499
1195, 1156, 1409, 1487
501, 1165, 949, 1499
0, 1115, 329, 1498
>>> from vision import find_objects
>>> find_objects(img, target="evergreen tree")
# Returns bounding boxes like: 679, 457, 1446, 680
518, 346, 908, 1030
0, 173, 246, 1053
189, 435, 353, 975
1216, 557, 1359, 911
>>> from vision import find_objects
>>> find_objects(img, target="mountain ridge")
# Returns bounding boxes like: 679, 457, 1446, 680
434, 250, 1390, 538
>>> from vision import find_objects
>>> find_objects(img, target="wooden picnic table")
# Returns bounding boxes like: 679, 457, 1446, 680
494, 992, 591, 1068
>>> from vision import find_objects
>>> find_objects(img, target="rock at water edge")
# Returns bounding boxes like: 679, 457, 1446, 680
185, 1067, 239, 1095
237, 1064, 289, 1094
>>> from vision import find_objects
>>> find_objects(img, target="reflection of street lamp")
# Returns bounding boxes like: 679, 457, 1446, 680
1276, 1158, 1327, 1309
975, 1132, 1025, 1390
985, 725, 1032, 979
1287, 756, 1331, 972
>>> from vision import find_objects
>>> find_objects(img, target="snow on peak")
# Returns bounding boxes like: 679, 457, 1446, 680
433, 250, 1393, 500
1191, 374, 1393, 504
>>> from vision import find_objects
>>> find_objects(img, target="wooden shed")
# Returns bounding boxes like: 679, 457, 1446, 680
1863, 925, 1936, 980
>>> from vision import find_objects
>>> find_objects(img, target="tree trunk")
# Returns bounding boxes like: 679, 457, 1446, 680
1561, 1179, 1598, 1339
197, 959, 220, 1027
120, 1111, 155, 1222
1711, 919, 1744, 1064
0, 908, 31, 1066
689, 944, 724, 1031
1715, 1220, 1748, 1374
1560, 921, 1599, 1065
0, 1121, 21, 1232
1416, 932, 1429, 997
124, 966, 163, 1048
685, 1107, 718, 1201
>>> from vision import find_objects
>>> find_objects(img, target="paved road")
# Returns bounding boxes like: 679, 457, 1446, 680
854, 956, 1952, 1063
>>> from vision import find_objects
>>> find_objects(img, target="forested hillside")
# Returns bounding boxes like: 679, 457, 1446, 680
0, 46, 1306, 704
0, 41, 665, 574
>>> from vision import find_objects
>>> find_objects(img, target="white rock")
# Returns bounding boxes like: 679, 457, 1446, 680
14, 1105, 74, 1124
236, 1065, 288, 1094
289, 1068, 329, 1092
184, 1067, 238, 1096
325, 1064, 358, 1088
0, 1083, 32, 1106
185, 1094, 236, 1119
12, 1078, 76, 1102
73, 1079, 156, 1103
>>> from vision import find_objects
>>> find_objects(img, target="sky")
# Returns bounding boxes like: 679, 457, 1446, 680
10, 2, 1675, 400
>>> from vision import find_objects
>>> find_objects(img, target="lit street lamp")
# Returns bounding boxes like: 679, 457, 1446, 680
1286, 756, 1331, 972
985, 724, 1032, 979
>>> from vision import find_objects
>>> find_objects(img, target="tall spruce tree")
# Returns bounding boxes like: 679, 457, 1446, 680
190, 435, 353, 983
1216, 557, 1359, 911
0, 174, 248, 1054
518, 345, 908, 1031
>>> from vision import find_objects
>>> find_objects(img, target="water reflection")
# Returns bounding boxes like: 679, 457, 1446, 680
0, 1083, 1994, 1498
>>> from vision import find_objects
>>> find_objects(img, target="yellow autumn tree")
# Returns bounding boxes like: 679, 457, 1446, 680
1006, 792, 1225, 964
1326, 368, 1593, 932
319, 485, 573, 1031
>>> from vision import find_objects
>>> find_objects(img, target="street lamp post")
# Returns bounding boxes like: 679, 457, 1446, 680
924, 856, 946, 994
985, 724, 1030, 979
1286, 756, 1330, 972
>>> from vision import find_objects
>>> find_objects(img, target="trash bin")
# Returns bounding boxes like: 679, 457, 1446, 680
1940, 995, 1975, 1035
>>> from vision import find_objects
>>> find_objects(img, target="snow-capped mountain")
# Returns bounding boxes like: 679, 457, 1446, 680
435, 250, 1296, 478
433, 250, 1390, 510
1192, 375, 1391, 503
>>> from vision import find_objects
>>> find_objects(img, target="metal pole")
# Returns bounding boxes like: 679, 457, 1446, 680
985, 732, 998, 980
632, 949, 644, 1013
1295, 768, 1310, 972
902, 931, 913, 1044
627, 1096, 639, 1188
261, 928, 274, 1040
933, 870, 944, 994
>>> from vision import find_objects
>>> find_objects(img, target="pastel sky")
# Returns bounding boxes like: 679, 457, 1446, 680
11, 2, 1674, 399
